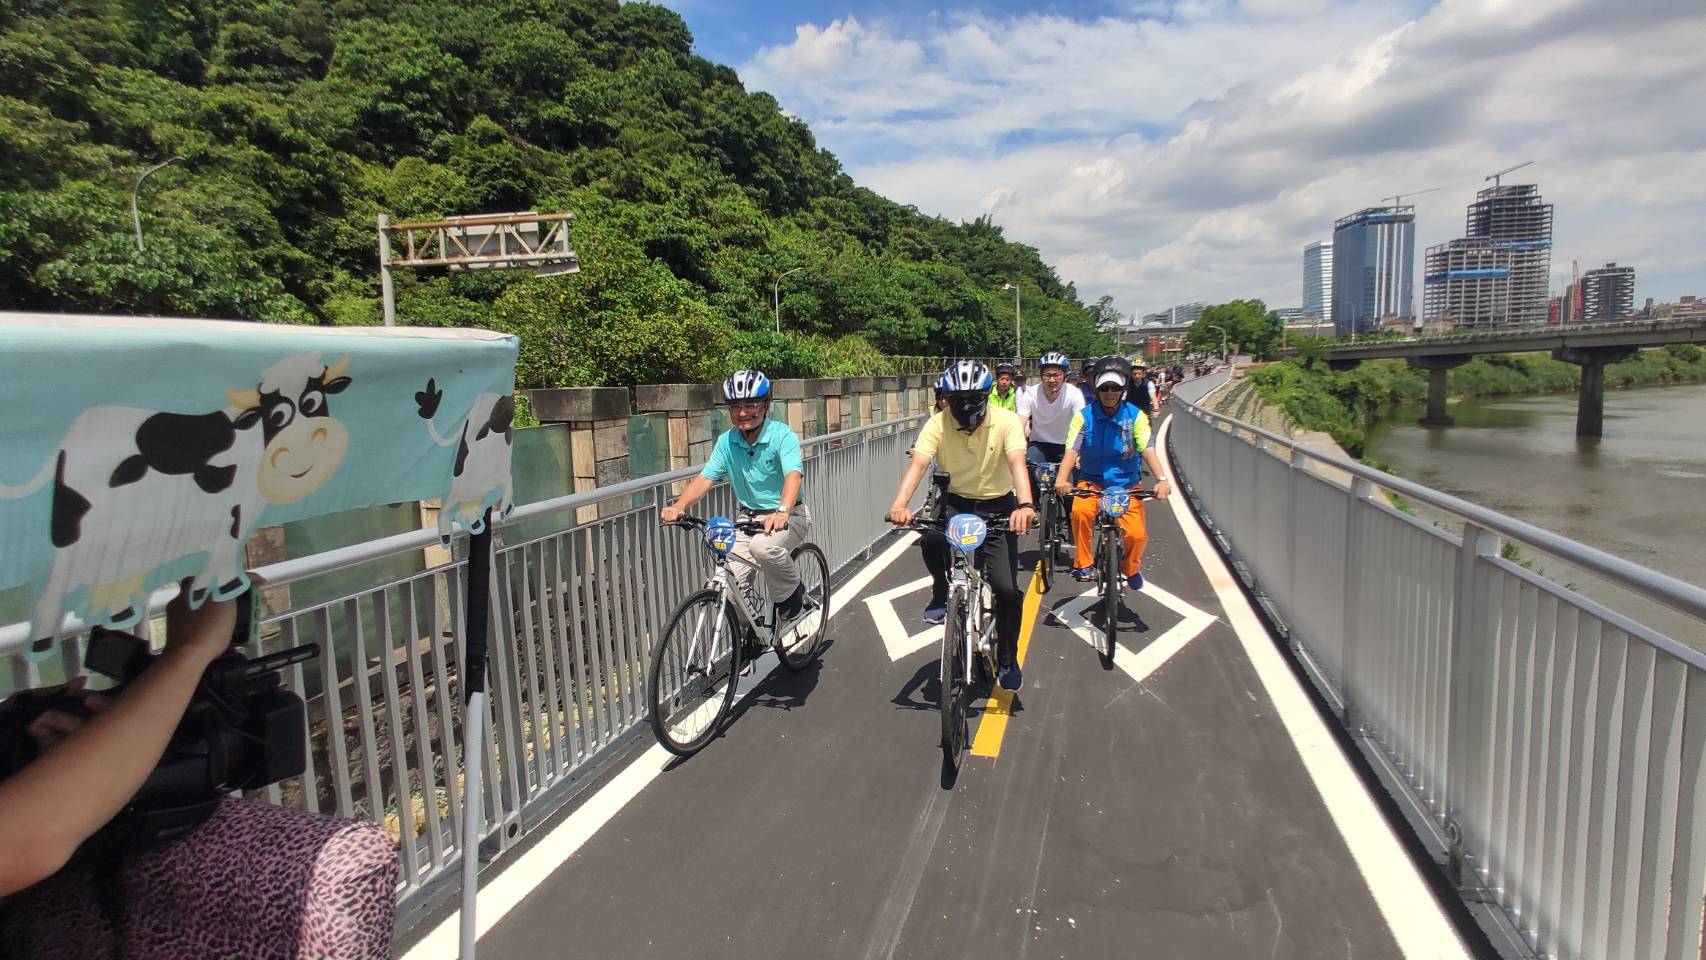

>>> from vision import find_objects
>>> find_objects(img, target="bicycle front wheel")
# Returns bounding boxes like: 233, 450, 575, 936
648, 589, 741, 756
940, 593, 968, 771
778, 543, 830, 671
1101, 533, 1122, 661
1037, 493, 1056, 592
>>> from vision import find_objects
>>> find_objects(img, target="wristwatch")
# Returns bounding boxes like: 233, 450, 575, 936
1016, 502, 1036, 510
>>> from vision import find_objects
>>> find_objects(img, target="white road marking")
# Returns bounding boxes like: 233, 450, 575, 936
1156, 414, 1471, 960
399, 531, 919, 960
1049, 579, 1216, 683
864, 575, 943, 661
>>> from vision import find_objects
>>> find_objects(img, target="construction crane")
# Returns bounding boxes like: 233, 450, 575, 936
1383, 186, 1438, 207
1485, 160, 1534, 188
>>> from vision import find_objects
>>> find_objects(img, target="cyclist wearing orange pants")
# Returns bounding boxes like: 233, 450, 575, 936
1054, 363, 1172, 589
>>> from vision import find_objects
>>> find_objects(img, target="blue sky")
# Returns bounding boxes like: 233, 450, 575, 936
657, 0, 1706, 320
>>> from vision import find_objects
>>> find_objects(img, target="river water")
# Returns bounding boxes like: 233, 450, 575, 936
1365, 382, 1706, 650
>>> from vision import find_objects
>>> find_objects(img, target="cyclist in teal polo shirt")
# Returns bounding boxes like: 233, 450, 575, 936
661, 370, 812, 622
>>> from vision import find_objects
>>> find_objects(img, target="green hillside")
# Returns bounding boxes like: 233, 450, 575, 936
0, 0, 1117, 386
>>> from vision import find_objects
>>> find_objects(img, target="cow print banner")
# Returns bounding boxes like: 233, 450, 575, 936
0, 314, 519, 660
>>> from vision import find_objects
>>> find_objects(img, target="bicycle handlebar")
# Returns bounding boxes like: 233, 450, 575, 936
667, 514, 782, 534
883, 514, 1015, 534
1062, 488, 1159, 501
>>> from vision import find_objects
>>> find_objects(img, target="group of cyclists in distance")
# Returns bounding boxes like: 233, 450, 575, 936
661, 352, 1178, 700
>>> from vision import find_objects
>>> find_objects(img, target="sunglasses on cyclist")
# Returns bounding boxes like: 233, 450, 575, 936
1096, 383, 1125, 392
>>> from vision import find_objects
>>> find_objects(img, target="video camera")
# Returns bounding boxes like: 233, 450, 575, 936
0, 592, 319, 844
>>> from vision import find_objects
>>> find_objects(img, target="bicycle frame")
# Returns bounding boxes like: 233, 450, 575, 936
679, 539, 776, 672
943, 552, 995, 686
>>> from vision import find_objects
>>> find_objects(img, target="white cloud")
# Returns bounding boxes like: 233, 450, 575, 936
739, 0, 1706, 318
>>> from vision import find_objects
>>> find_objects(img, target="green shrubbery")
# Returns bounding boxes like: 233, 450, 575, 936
1249, 347, 1706, 456
0, 1, 1115, 387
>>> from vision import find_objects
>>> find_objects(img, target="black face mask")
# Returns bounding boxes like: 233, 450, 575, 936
947, 393, 988, 431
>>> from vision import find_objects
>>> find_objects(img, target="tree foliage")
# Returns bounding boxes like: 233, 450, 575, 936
0, 0, 1113, 385
1186, 299, 1284, 360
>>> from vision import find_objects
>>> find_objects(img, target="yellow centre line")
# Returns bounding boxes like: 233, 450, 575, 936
969, 562, 1046, 758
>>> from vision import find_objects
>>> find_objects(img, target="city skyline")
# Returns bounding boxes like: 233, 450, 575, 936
666, 0, 1706, 321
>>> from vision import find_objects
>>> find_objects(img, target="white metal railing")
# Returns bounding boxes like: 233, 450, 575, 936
1168, 393, 1706, 960
2, 413, 926, 929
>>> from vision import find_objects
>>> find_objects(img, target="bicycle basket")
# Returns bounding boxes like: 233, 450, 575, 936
947, 513, 988, 553
703, 516, 738, 555
1100, 488, 1132, 518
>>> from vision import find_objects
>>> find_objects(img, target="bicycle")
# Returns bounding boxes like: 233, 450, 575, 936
1063, 486, 1157, 661
888, 513, 1008, 773
646, 514, 831, 757
1032, 459, 1070, 592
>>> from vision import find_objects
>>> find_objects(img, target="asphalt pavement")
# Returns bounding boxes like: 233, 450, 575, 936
447, 386, 1466, 960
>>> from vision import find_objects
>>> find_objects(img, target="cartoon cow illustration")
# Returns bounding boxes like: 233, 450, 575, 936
415, 379, 516, 546
0, 353, 352, 654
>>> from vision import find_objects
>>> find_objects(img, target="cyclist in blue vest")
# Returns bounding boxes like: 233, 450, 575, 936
1054, 361, 1172, 588
662, 370, 811, 624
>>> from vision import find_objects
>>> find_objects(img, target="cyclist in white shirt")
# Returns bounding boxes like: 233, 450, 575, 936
1018, 351, 1086, 522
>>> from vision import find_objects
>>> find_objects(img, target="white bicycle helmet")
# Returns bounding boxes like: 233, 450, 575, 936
1037, 351, 1070, 372
720, 369, 771, 403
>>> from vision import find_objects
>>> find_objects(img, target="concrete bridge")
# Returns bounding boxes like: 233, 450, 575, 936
8, 369, 1704, 960
1319, 318, 1706, 435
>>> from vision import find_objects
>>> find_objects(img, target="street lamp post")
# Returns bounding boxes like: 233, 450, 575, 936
1001, 283, 1021, 361
131, 157, 183, 253
774, 267, 804, 333
1205, 324, 1229, 362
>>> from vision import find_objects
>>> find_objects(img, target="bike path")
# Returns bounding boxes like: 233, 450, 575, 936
442, 416, 1466, 960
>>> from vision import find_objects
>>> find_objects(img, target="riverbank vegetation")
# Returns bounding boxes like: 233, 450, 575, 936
0, 1, 1114, 387
1249, 343, 1706, 456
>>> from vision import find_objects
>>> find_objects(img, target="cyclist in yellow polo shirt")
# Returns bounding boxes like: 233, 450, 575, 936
889, 360, 1036, 691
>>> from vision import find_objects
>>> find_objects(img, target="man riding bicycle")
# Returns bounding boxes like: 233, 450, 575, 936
1055, 360, 1172, 590
661, 369, 811, 625
889, 361, 1036, 691
989, 362, 1021, 413
1017, 351, 1085, 523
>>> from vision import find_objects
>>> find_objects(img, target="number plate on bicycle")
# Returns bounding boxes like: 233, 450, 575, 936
947, 513, 988, 553
1100, 488, 1132, 518
704, 516, 738, 555
1038, 463, 1056, 485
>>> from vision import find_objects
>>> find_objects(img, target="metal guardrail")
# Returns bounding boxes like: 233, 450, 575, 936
2, 413, 927, 928
1168, 392, 1706, 960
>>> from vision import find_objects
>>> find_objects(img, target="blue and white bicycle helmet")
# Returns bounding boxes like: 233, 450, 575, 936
1038, 351, 1070, 372
936, 360, 993, 431
935, 360, 991, 395
720, 369, 771, 403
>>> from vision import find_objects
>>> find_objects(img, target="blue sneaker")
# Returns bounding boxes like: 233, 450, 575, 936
998, 664, 1023, 691
922, 602, 947, 625
1127, 571, 1144, 591
1070, 566, 1095, 582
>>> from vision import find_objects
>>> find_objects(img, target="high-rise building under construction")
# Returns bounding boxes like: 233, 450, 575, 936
1423, 239, 1512, 329
1465, 183, 1553, 326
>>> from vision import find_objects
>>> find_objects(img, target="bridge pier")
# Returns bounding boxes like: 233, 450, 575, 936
1554, 346, 1638, 437
1407, 355, 1471, 427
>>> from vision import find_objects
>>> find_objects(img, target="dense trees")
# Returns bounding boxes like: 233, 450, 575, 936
1186, 300, 1283, 360
0, 0, 1113, 386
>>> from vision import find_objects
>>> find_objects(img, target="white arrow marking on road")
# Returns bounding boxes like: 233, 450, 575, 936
864, 576, 944, 662
1049, 579, 1217, 684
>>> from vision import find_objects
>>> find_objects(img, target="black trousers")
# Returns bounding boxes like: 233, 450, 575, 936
918, 492, 1022, 667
